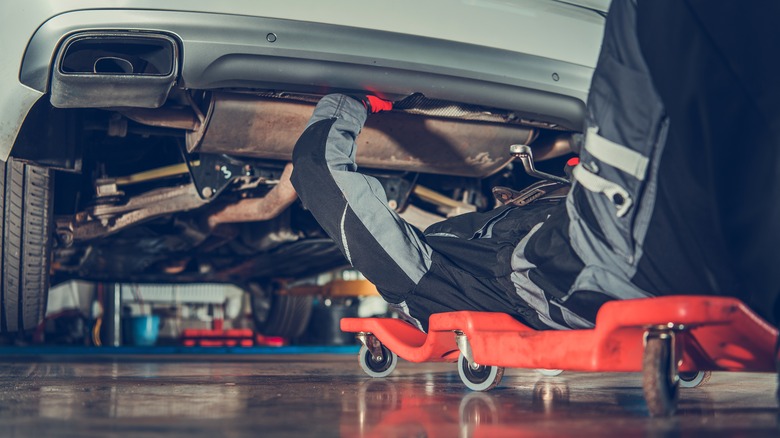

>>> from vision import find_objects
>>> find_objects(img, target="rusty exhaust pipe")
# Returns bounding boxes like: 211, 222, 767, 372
186, 92, 536, 178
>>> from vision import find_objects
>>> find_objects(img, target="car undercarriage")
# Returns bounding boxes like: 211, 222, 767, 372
48, 89, 575, 286
1, 1, 606, 333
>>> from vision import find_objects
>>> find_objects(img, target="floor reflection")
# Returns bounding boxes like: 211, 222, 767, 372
341, 375, 577, 437
339, 371, 778, 438
0, 356, 777, 437
37, 383, 248, 420
530, 379, 570, 413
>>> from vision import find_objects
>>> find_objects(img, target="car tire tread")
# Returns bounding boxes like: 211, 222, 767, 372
1, 158, 52, 333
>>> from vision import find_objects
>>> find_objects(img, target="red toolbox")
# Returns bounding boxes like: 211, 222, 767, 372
341, 296, 778, 416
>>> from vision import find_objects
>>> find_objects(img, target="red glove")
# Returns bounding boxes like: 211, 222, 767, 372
351, 94, 393, 113
365, 95, 393, 113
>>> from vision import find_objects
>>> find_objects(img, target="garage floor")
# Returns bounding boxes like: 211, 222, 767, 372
0, 354, 778, 437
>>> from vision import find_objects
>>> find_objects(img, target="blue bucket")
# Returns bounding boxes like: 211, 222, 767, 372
130, 315, 160, 346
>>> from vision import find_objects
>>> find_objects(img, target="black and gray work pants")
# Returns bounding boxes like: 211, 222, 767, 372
290, 95, 551, 331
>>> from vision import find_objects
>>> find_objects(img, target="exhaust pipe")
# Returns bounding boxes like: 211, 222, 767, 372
186, 92, 536, 178
50, 32, 178, 109
93, 56, 135, 74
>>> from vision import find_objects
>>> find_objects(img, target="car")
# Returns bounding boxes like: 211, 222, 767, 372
0, 0, 608, 338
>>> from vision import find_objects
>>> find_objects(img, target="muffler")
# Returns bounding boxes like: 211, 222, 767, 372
186, 92, 536, 178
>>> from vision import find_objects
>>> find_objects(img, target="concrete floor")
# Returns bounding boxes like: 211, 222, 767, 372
0, 354, 778, 437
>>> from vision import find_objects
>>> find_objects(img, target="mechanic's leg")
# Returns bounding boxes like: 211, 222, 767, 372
290, 94, 433, 328
636, 0, 780, 327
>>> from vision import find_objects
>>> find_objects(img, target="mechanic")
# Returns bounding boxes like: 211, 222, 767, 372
290, 0, 780, 336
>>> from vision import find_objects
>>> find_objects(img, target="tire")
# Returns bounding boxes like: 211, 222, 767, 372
0, 158, 53, 333
678, 371, 712, 388
457, 353, 504, 392
642, 335, 679, 417
536, 369, 564, 377
358, 344, 397, 378
248, 281, 313, 339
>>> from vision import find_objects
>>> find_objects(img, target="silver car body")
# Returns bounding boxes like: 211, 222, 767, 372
1, 0, 608, 160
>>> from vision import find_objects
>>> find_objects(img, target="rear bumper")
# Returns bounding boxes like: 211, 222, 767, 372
4, 6, 599, 159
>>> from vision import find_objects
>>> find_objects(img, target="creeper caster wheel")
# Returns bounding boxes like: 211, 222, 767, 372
457, 353, 504, 391
536, 369, 564, 377
679, 371, 712, 388
642, 332, 680, 416
358, 344, 397, 378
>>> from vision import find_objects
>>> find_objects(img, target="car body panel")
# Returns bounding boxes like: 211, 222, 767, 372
1, 0, 607, 159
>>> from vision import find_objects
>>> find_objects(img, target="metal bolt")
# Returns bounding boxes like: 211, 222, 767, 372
201, 187, 214, 198
267, 33, 277, 43
374, 355, 383, 362
552, 72, 560, 81
57, 230, 74, 247
388, 200, 398, 210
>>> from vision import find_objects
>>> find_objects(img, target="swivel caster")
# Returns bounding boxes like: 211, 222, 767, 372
457, 353, 504, 391
536, 369, 564, 377
454, 331, 504, 391
678, 371, 712, 388
642, 329, 680, 416
356, 332, 397, 378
